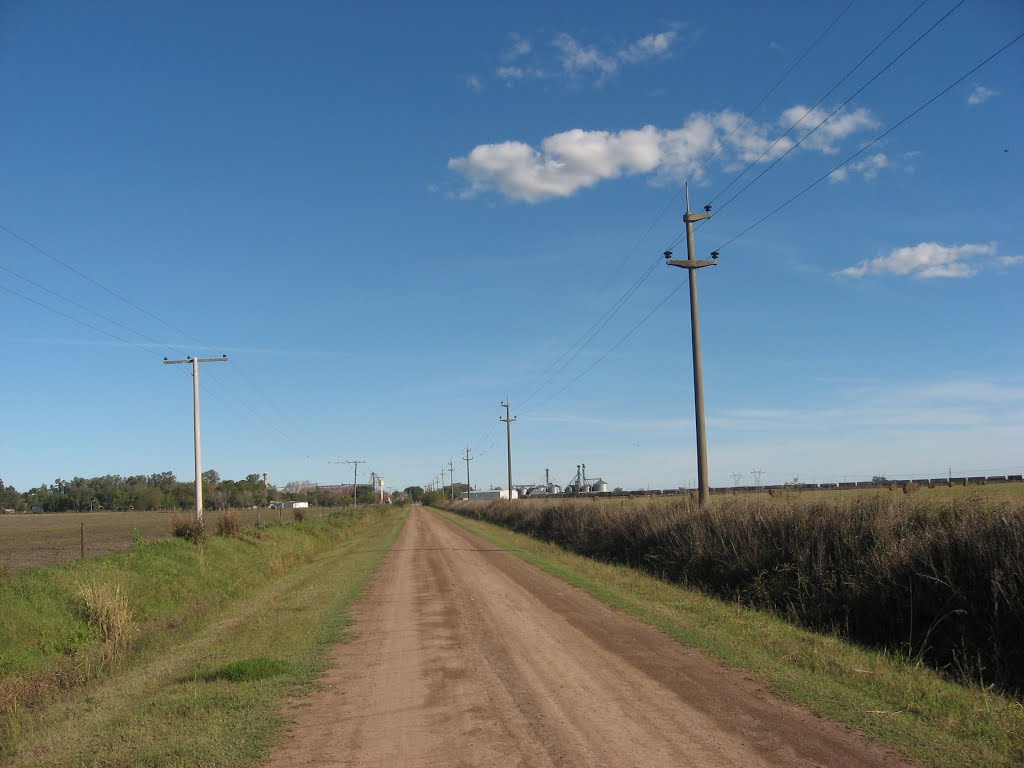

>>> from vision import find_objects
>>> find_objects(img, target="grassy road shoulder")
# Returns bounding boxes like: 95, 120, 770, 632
2, 506, 406, 767
436, 508, 1023, 768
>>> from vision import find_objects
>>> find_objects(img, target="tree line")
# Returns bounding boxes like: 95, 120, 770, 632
0, 472, 365, 512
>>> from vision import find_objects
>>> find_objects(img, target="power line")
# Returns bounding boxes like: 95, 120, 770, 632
0, 223, 216, 351
2, 222, 306, 446
707, 0, 932, 209
0, 262, 183, 356
510, 2, 868, 413
521, 281, 685, 416
1, 281, 164, 359
711, 0, 964, 217
685, 0, 859, 187
714, 29, 1024, 254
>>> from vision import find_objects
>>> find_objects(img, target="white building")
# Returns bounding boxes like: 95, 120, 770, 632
462, 489, 519, 501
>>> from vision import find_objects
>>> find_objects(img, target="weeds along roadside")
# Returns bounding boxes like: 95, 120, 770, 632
0, 506, 393, 750
435, 507, 1023, 768
442, 491, 1024, 697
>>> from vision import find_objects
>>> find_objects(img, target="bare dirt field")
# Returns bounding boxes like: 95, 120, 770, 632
0, 507, 316, 571
266, 505, 915, 768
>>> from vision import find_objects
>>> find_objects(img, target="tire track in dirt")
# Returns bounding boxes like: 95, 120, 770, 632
265, 506, 916, 768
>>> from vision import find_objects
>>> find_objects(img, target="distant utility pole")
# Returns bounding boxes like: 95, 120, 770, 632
464, 447, 473, 500
500, 400, 516, 500
163, 355, 228, 526
664, 183, 717, 506
751, 468, 764, 488
448, 459, 456, 500
344, 460, 365, 508
730, 472, 744, 487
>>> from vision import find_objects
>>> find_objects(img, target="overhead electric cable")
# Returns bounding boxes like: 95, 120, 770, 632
714, 30, 1024, 253
0, 222, 216, 351
711, 0, 965, 217
0, 262, 182, 356
685, 0, 858, 186
1, 281, 164, 358
521, 281, 686, 416
479, 3, 871, 436
707, 0, 931, 207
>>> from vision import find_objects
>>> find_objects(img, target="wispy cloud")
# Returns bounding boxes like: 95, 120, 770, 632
449, 105, 878, 202
829, 152, 889, 182
465, 75, 483, 92
835, 241, 1002, 279
967, 84, 996, 105
554, 33, 619, 77
486, 26, 689, 88
997, 255, 1024, 267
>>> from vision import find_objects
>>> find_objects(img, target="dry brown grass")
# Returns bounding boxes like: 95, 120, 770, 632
77, 581, 135, 669
448, 490, 1024, 696
215, 510, 240, 537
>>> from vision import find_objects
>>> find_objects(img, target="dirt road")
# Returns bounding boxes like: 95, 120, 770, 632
266, 506, 913, 768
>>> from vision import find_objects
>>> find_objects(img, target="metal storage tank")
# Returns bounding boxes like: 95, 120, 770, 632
593, 481, 609, 493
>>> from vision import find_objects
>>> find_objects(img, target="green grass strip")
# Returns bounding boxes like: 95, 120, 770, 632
436, 508, 1024, 768
2, 506, 406, 767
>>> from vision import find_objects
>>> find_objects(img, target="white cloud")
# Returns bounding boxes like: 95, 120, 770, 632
509, 38, 531, 58
496, 66, 524, 82
967, 84, 996, 105
997, 255, 1024, 267
829, 152, 889, 182
450, 105, 877, 202
465, 75, 483, 92
490, 27, 686, 87
778, 105, 878, 154
836, 242, 999, 279
449, 126, 664, 202
619, 30, 678, 63
553, 33, 618, 77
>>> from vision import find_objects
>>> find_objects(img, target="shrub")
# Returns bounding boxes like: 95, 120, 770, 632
293, 508, 305, 523
215, 510, 240, 537
171, 515, 204, 543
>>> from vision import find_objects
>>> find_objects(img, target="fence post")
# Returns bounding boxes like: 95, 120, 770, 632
80, 522, 85, 559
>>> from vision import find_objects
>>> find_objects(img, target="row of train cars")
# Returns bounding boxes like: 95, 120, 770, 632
561, 473, 1024, 497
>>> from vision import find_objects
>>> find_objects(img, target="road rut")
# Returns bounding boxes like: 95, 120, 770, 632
266, 505, 914, 768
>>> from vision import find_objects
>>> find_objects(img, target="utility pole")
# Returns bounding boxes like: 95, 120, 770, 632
751, 468, 764, 489
344, 460, 365, 507
500, 400, 516, 500
448, 459, 456, 500
163, 355, 228, 526
665, 183, 716, 506
731, 472, 744, 487
464, 447, 473, 500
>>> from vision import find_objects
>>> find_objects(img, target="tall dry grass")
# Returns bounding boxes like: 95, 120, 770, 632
77, 581, 135, 669
451, 492, 1024, 694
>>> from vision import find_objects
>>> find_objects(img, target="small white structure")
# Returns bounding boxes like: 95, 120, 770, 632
462, 489, 518, 501
269, 501, 309, 510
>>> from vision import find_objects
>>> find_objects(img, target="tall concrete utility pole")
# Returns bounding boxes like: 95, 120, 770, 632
500, 400, 516, 500
448, 459, 456, 500
665, 183, 716, 506
344, 460, 365, 507
163, 355, 228, 526
464, 447, 473, 500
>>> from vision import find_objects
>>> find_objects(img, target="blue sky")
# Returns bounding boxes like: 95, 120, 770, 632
1, 0, 1021, 494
